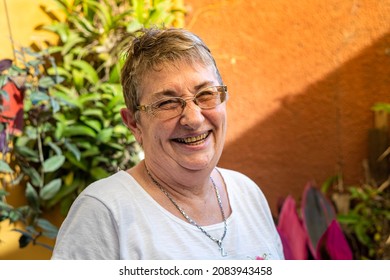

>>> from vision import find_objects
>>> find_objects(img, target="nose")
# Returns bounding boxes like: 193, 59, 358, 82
179, 97, 205, 127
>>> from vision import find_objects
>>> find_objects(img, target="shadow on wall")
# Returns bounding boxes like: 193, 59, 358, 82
219, 32, 390, 214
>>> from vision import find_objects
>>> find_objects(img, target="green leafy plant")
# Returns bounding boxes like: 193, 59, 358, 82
1, 48, 65, 249
323, 172, 390, 260
1, 0, 185, 250
321, 102, 390, 259
338, 180, 389, 259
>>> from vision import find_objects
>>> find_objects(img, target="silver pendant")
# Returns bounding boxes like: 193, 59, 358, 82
220, 247, 227, 257
218, 240, 227, 257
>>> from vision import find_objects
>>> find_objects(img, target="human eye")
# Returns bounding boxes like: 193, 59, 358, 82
196, 88, 218, 99
196, 87, 219, 103
152, 98, 181, 110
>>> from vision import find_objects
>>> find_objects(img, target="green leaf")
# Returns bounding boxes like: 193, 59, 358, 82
132, 0, 145, 22
337, 213, 359, 225
39, 178, 62, 200
30, 91, 50, 103
97, 128, 113, 143
71, 15, 97, 36
59, 195, 76, 216
9, 64, 24, 74
43, 155, 66, 173
26, 182, 40, 210
22, 127, 38, 140
79, 94, 102, 106
81, 146, 100, 157
0, 89, 9, 101
21, 166, 42, 187
148, 2, 172, 26
82, 118, 102, 132
42, 22, 69, 43
8, 210, 21, 222
106, 142, 127, 151
113, 124, 130, 135
108, 64, 121, 83
15, 144, 39, 159
75, 140, 92, 150
0, 201, 12, 210
47, 66, 72, 80
0, 75, 8, 88
72, 69, 84, 89
0, 189, 8, 196
90, 166, 109, 180
52, 85, 80, 107
38, 76, 56, 88
86, 0, 113, 32
37, 218, 58, 238
50, 97, 60, 113
107, 94, 124, 111
91, 157, 109, 169
126, 20, 143, 33
321, 175, 339, 194
354, 222, 372, 246
54, 121, 65, 140
81, 108, 104, 121
63, 125, 97, 138
60, 33, 85, 55
46, 177, 81, 208
26, 59, 42, 68
70, 60, 99, 84
47, 142, 62, 156
371, 102, 390, 113
65, 151, 88, 171
0, 160, 14, 173
64, 141, 81, 161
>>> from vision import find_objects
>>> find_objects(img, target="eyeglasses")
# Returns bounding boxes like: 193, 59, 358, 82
136, 85, 228, 120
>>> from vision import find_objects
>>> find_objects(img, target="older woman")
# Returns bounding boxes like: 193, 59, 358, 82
51, 27, 284, 260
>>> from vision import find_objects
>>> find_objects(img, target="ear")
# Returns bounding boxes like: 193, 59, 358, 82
120, 108, 142, 144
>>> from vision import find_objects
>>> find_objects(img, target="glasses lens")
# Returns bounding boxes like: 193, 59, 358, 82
152, 98, 184, 119
143, 86, 227, 120
196, 86, 226, 109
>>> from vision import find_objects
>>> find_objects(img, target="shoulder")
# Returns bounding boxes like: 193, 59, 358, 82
55, 171, 141, 238
217, 167, 270, 203
81, 170, 138, 200
70, 170, 143, 215
217, 167, 260, 191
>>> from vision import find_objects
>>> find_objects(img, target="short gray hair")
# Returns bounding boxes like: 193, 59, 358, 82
120, 27, 223, 113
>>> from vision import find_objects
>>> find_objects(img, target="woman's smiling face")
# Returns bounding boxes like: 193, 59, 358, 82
134, 60, 227, 174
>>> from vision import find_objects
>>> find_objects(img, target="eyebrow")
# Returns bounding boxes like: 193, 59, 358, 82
150, 81, 216, 99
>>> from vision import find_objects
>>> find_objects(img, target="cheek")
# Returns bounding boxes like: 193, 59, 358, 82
208, 107, 227, 128
146, 122, 172, 143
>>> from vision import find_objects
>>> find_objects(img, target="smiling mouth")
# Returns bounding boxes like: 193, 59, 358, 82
174, 132, 210, 145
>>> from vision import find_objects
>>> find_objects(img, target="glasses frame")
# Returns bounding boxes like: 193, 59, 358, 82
136, 85, 228, 119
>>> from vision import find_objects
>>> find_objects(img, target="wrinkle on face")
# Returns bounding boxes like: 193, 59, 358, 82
136, 60, 227, 181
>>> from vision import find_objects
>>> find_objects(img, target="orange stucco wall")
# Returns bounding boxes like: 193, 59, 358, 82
185, 0, 390, 213
0, 0, 59, 59
1, 0, 390, 259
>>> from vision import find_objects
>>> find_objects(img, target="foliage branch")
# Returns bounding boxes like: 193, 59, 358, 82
0, 0, 185, 250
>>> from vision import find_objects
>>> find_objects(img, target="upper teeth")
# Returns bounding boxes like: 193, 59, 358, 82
178, 132, 208, 143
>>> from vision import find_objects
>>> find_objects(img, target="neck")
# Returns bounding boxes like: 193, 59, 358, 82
144, 160, 228, 256
143, 159, 214, 197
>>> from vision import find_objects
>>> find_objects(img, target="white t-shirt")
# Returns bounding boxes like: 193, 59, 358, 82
51, 168, 284, 260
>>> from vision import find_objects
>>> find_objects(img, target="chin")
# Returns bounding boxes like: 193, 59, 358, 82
178, 157, 217, 172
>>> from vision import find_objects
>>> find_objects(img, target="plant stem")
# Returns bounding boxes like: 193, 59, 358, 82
36, 126, 44, 188
3, 0, 16, 62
